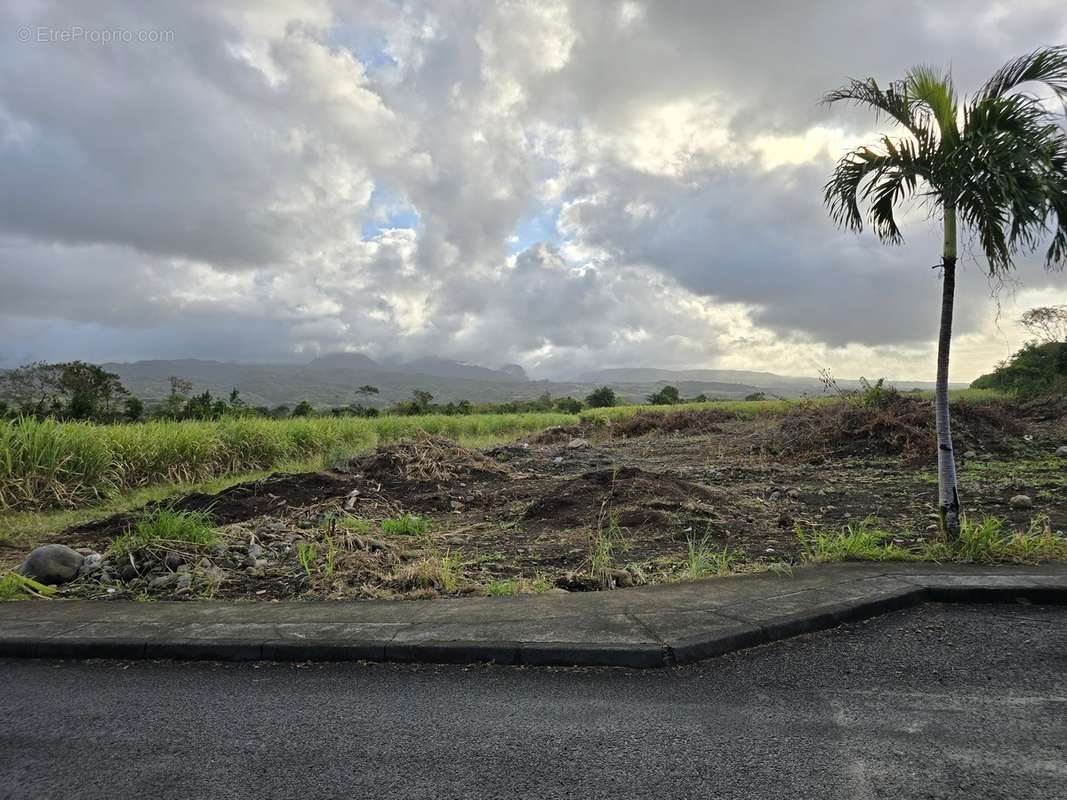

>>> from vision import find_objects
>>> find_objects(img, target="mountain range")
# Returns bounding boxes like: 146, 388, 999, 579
91, 354, 962, 408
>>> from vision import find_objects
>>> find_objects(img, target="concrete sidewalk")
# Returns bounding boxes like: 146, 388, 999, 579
2, 563, 1065, 667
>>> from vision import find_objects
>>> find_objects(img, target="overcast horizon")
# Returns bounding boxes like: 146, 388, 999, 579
3, 1, 1067, 382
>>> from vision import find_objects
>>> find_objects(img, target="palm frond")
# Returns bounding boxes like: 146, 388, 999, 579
824, 136, 927, 244
956, 92, 1067, 272
978, 45, 1067, 107
906, 65, 959, 144
822, 77, 926, 139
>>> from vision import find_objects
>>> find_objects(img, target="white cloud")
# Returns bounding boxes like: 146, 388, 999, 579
1, 0, 1066, 383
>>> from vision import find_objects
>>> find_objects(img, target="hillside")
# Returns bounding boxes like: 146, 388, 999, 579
89, 357, 964, 408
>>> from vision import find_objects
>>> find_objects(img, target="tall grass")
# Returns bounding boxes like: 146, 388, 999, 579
0, 413, 572, 511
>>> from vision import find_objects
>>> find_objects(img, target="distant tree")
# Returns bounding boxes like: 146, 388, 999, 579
168, 376, 193, 399
1020, 305, 1067, 344
123, 396, 145, 422
228, 388, 244, 408
412, 390, 433, 412
291, 400, 314, 417
356, 384, 380, 398
58, 361, 128, 420
646, 385, 680, 405
0, 360, 129, 421
744, 392, 767, 402
0, 361, 65, 416
270, 404, 291, 419
822, 47, 1067, 538
554, 396, 583, 414
585, 386, 617, 408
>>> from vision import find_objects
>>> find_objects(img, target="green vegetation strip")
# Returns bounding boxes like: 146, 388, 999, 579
0, 412, 574, 512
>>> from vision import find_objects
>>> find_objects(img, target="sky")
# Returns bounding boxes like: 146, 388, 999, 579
2, 1, 1066, 382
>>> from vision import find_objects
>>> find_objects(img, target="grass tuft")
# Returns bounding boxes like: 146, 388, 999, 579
925, 515, 1067, 564
108, 507, 218, 558
796, 518, 917, 563
484, 574, 554, 596
685, 530, 744, 578
380, 514, 429, 537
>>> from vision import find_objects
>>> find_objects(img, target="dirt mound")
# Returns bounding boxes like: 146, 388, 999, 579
530, 424, 585, 444
1018, 394, 1067, 422
359, 432, 513, 483
613, 408, 737, 437
769, 396, 1025, 457
521, 465, 719, 530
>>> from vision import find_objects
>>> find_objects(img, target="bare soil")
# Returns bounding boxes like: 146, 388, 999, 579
28, 397, 1066, 602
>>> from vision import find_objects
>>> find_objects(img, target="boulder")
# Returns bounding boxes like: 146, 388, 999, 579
18, 544, 84, 585
567, 438, 589, 450
1056, 446, 1067, 458
1009, 494, 1034, 510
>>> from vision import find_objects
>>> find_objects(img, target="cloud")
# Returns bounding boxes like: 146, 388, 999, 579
1, 0, 1066, 382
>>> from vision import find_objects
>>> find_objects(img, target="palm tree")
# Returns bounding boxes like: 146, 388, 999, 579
823, 47, 1067, 538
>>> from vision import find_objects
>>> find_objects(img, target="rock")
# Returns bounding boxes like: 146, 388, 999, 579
553, 456, 564, 464
197, 557, 213, 570
450, 500, 465, 511
566, 438, 589, 450
149, 574, 177, 590
1056, 446, 1067, 458
78, 553, 103, 577
787, 489, 802, 501
175, 573, 193, 591
247, 543, 264, 559
164, 551, 184, 571
1009, 494, 1034, 509
609, 569, 634, 588
963, 450, 977, 459
241, 555, 258, 568
769, 491, 782, 502
18, 544, 84, 585
253, 559, 269, 569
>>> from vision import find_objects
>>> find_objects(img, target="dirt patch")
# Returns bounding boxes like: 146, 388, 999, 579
17, 397, 1065, 603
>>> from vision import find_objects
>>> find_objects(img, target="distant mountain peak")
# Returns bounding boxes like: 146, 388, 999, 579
307, 352, 380, 369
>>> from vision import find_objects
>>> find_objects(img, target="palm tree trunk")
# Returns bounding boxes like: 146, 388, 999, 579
936, 205, 961, 538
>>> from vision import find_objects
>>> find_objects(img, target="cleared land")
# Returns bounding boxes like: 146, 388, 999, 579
2, 391, 1064, 600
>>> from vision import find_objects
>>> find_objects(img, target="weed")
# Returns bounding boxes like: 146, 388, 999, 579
685, 530, 743, 578
485, 577, 520, 596
926, 515, 1067, 564
295, 541, 319, 579
380, 514, 429, 537
392, 549, 464, 592
589, 515, 620, 586
796, 518, 917, 563
483, 573, 554, 596
108, 507, 218, 558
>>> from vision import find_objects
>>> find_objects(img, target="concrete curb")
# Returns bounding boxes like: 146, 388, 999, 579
2, 566, 1065, 668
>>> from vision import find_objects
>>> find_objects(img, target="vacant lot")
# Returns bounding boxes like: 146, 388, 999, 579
4, 393, 1064, 601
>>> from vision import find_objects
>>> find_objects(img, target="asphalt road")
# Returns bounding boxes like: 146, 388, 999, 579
2, 603, 1065, 800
